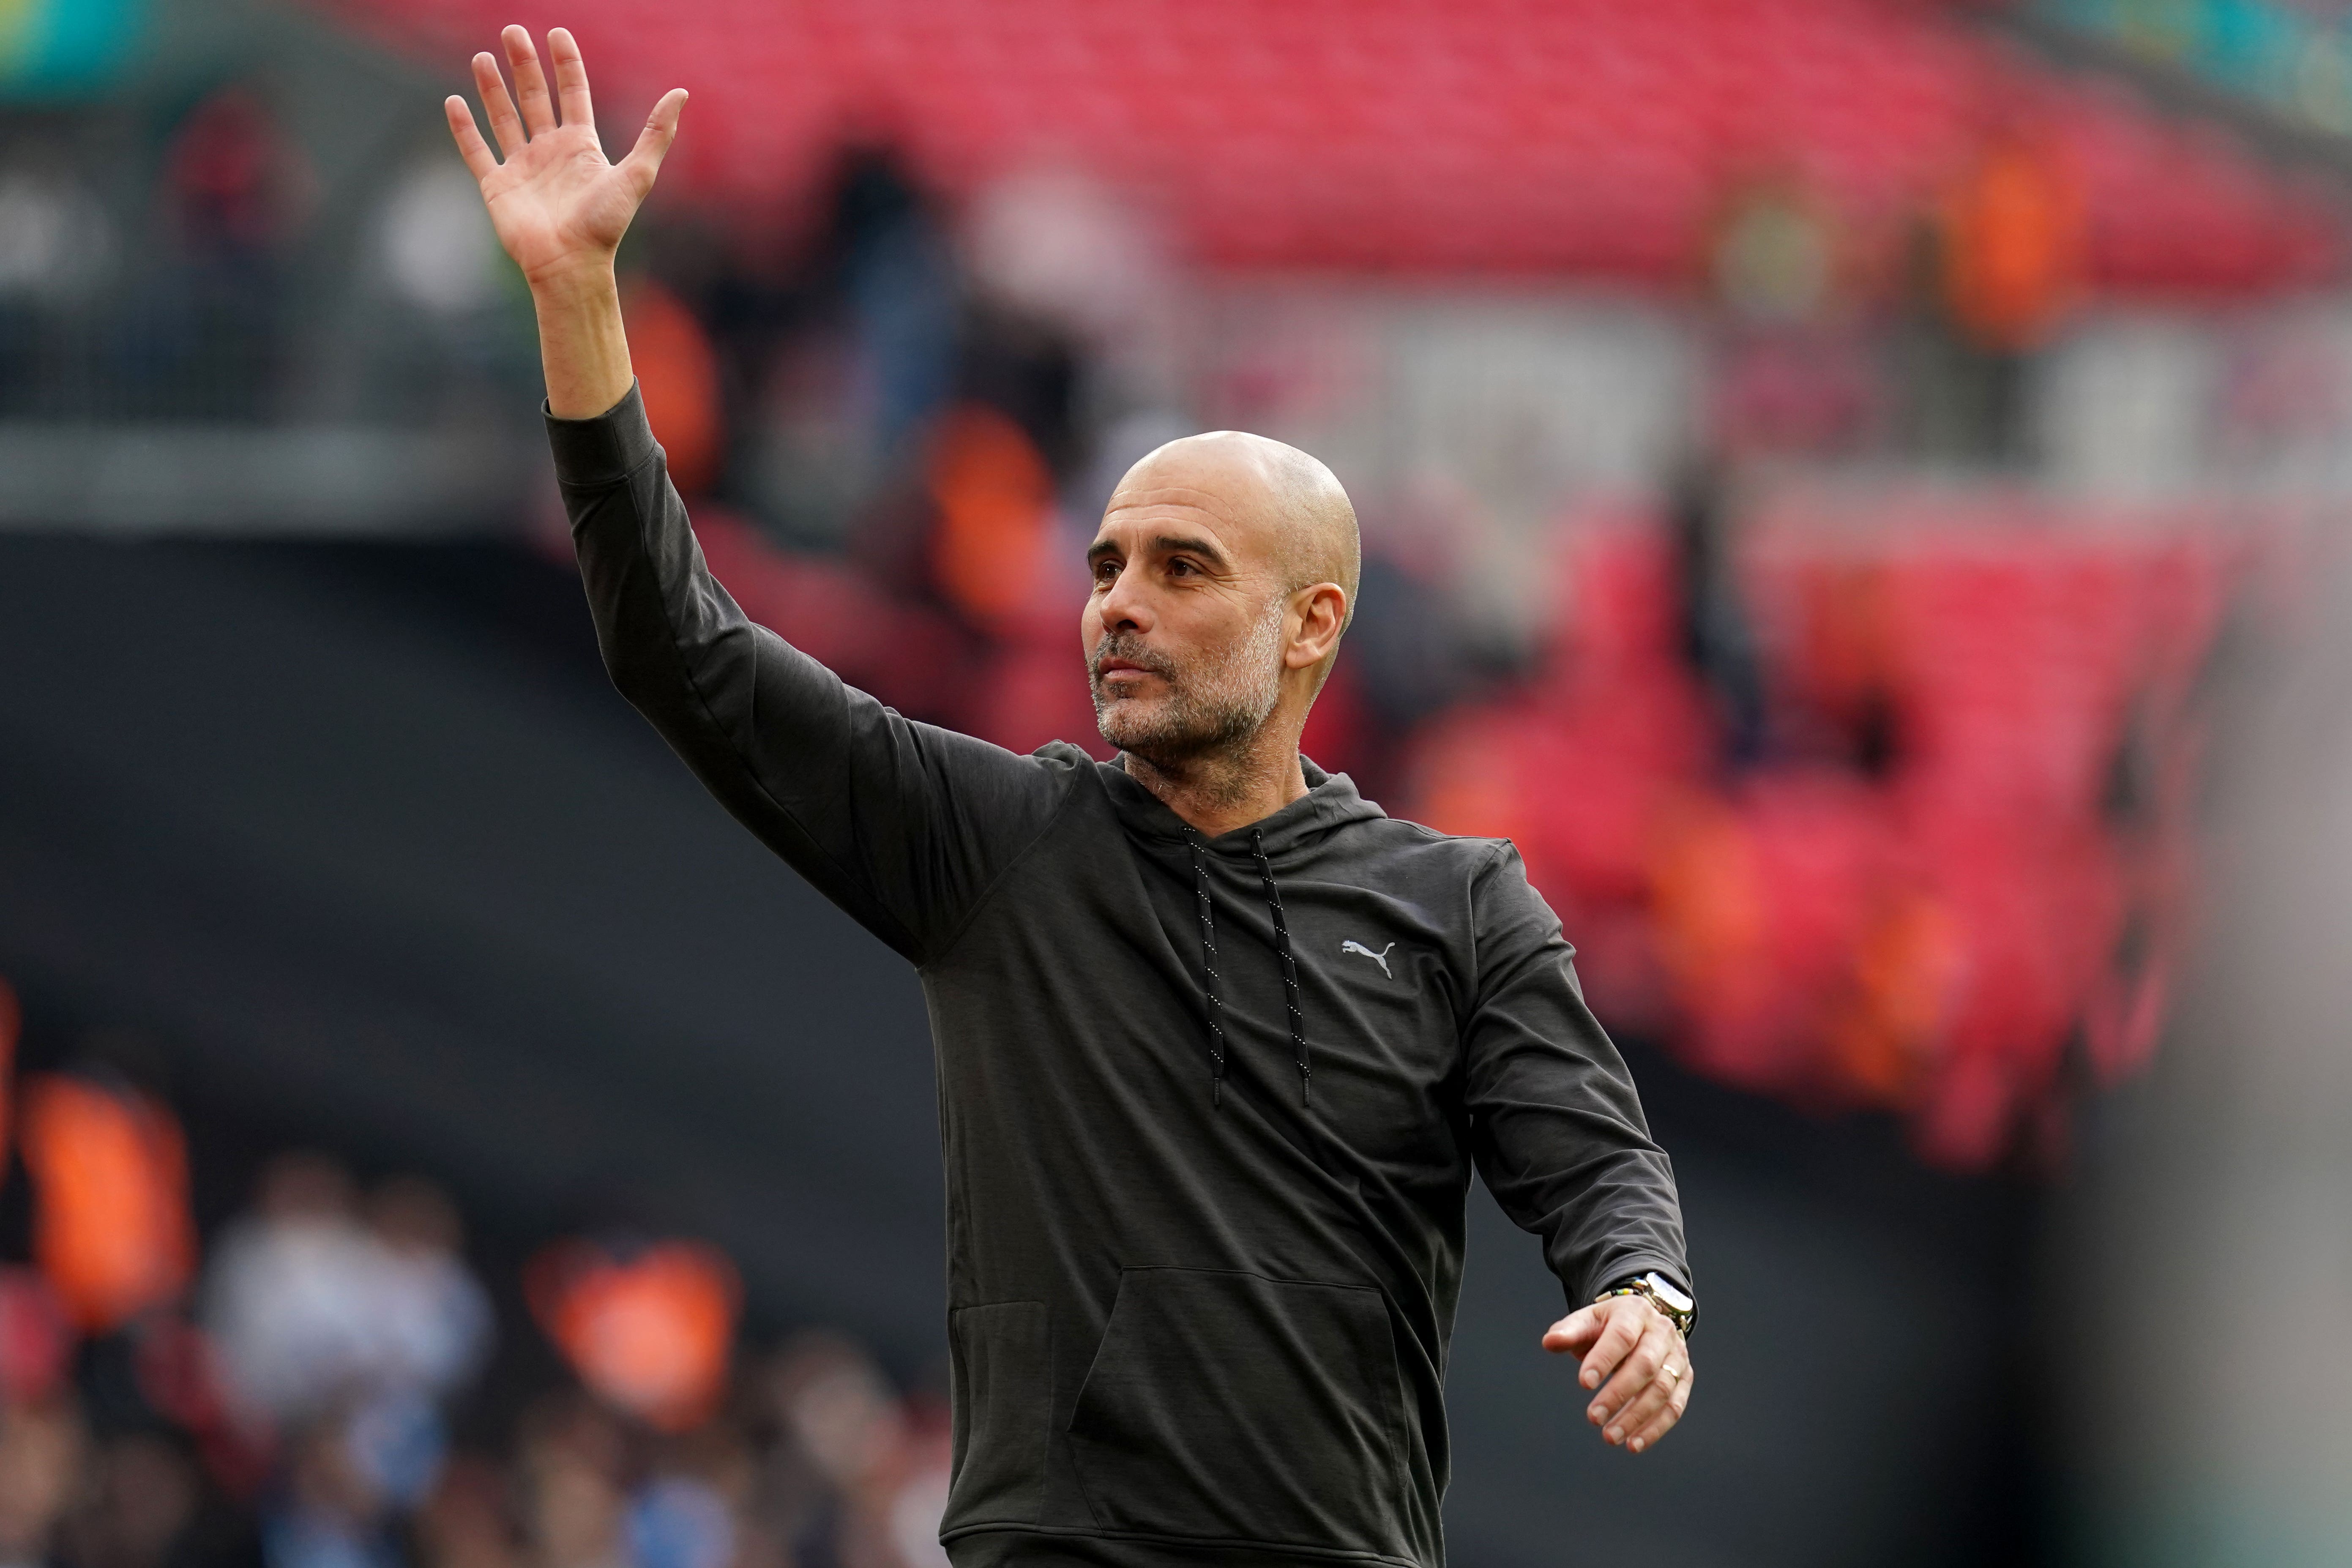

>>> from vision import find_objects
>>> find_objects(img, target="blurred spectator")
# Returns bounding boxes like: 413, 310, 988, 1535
204, 1155, 380, 1436
623, 281, 724, 499
163, 89, 312, 260
514, 1392, 628, 1568
58, 1429, 209, 1568
412, 1456, 519, 1568
962, 167, 1176, 377
365, 1178, 491, 1405
263, 1418, 394, 1568
1890, 129, 2087, 465
0, 167, 114, 306
1666, 463, 1766, 768
375, 157, 505, 319
204, 1157, 488, 1461
1938, 131, 2085, 356
152, 85, 314, 419
0, 1398, 81, 1568
925, 404, 1056, 631
1711, 178, 1838, 328
526, 1240, 737, 1436
0, 1272, 71, 1410
830, 148, 958, 466
19, 1070, 195, 1336
625, 1439, 736, 1568
765, 1334, 912, 1568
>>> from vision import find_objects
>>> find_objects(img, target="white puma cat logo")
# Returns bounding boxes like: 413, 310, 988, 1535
1341, 940, 1396, 979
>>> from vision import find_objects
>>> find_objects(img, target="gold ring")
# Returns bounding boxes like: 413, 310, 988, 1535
1661, 1362, 1683, 1382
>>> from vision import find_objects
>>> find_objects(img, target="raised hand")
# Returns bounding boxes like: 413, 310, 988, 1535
1542, 1293, 1693, 1455
445, 25, 685, 295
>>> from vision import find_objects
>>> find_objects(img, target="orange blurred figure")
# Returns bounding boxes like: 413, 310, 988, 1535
928, 404, 1056, 629
623, 278, 724, 497
1940, 134, 2086, 352
527, 1238, 740, 1433
18, 1074, 196, 1334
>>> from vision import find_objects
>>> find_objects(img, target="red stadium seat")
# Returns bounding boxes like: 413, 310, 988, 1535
320, 0, 2344, 288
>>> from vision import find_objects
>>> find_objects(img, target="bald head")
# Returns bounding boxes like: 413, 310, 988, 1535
1111, 430, 1360, 633
1085, 430, 1359, 784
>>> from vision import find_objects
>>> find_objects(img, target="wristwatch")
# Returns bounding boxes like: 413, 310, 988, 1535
1596, 1270, 1697, 1339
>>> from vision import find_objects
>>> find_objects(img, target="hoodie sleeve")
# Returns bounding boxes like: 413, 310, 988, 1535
1461, 843, 1692, 1311
548, 384, 1074, 966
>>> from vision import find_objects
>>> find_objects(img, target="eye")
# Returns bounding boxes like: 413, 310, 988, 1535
1168, 557, 1198, 578
1092, 558, 1120, 585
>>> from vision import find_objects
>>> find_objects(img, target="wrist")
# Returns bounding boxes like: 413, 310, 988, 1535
525, 255, 621, 310
1597, 1271, 1696, 1339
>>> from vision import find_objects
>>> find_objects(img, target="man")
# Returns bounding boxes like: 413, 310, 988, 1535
449, 27, 1695, 1568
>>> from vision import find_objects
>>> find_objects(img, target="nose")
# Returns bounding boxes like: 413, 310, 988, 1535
1095, 560, 1154, 636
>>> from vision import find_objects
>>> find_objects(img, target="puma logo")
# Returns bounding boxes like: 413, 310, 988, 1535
1341, 940, 1396, 979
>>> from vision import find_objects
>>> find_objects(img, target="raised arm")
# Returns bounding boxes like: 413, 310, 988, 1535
448, 28, 1074, 962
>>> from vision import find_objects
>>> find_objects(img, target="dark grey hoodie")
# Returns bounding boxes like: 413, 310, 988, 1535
550, 386, 1690, 1568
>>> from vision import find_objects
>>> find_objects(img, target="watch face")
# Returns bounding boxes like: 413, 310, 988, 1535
1643, 1272, 1695, 1314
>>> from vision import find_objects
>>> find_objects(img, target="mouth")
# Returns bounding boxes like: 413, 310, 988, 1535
1093, 656, 1160, 687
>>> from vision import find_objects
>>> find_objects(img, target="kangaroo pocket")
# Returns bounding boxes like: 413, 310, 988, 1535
1066, 1267, 1411, 1558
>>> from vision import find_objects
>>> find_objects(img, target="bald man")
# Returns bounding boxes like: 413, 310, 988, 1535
453, 28, 1692, 1568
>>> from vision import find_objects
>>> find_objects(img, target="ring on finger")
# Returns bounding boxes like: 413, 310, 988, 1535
1661, 1361, 1683, 1383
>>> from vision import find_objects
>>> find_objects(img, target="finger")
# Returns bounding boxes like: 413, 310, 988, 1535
503, 25, 558, 137
1591, 1320, 1673, 1437
548, 27, 595, 130
471, 51, 526, 159
617, 88, 688, 198
1576, 1301, 1644, 1395
1598, 1325, 1680, 1446
444, 95, 499, 181
1626, 1359, 1693, 1455
1541, 1304, 1600, 1355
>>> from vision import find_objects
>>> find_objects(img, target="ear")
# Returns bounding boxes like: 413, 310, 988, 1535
1284, 582, 1349, 672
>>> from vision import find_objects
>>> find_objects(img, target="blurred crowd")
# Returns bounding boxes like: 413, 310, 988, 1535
0, 80, 535, 424
0, 0, 2327, 1176
0, 71, 2269, 1174
0, 989, 954, 1568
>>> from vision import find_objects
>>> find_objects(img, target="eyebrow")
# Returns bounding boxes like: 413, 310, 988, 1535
1087, 533, 1234, 571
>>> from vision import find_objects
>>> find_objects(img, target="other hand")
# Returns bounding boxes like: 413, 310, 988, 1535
444, 25, 685, 295
1542, 1293, 1692, 1455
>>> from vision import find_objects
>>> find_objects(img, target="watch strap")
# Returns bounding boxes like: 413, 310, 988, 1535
1596, 1271, 1696, 1339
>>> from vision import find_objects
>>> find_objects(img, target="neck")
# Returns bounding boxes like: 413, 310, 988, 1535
1120, 724, 1310, 840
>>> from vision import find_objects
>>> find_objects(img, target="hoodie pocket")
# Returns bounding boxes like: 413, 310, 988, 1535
945, 1300, 1051, 1526
1066, 1267, 1410, 1557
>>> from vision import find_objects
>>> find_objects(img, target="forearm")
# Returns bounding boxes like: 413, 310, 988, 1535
1465, 855, 1693, 1304
530, 261, 634, 420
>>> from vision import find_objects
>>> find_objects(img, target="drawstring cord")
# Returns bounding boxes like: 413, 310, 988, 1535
1252, 829, 1314, 1106
1188, 833, 1316, 1108
1188, 841, 1229, 1107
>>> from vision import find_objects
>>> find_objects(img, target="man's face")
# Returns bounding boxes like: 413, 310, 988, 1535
1083, 477, 1289, 766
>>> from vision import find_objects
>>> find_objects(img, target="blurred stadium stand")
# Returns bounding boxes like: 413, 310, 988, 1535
324, 0, 2344, 286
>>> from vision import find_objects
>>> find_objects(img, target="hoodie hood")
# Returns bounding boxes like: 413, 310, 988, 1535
1097, 755, 1388, 857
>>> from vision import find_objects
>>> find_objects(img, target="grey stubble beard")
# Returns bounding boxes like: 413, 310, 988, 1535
1091, 596, 1288, 805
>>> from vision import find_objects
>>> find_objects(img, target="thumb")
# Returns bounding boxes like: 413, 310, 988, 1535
1542, 1303, 1601, 1354
618, 87, 688, 196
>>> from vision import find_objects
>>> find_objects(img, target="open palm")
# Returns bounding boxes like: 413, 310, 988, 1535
445, 26, 685, 291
